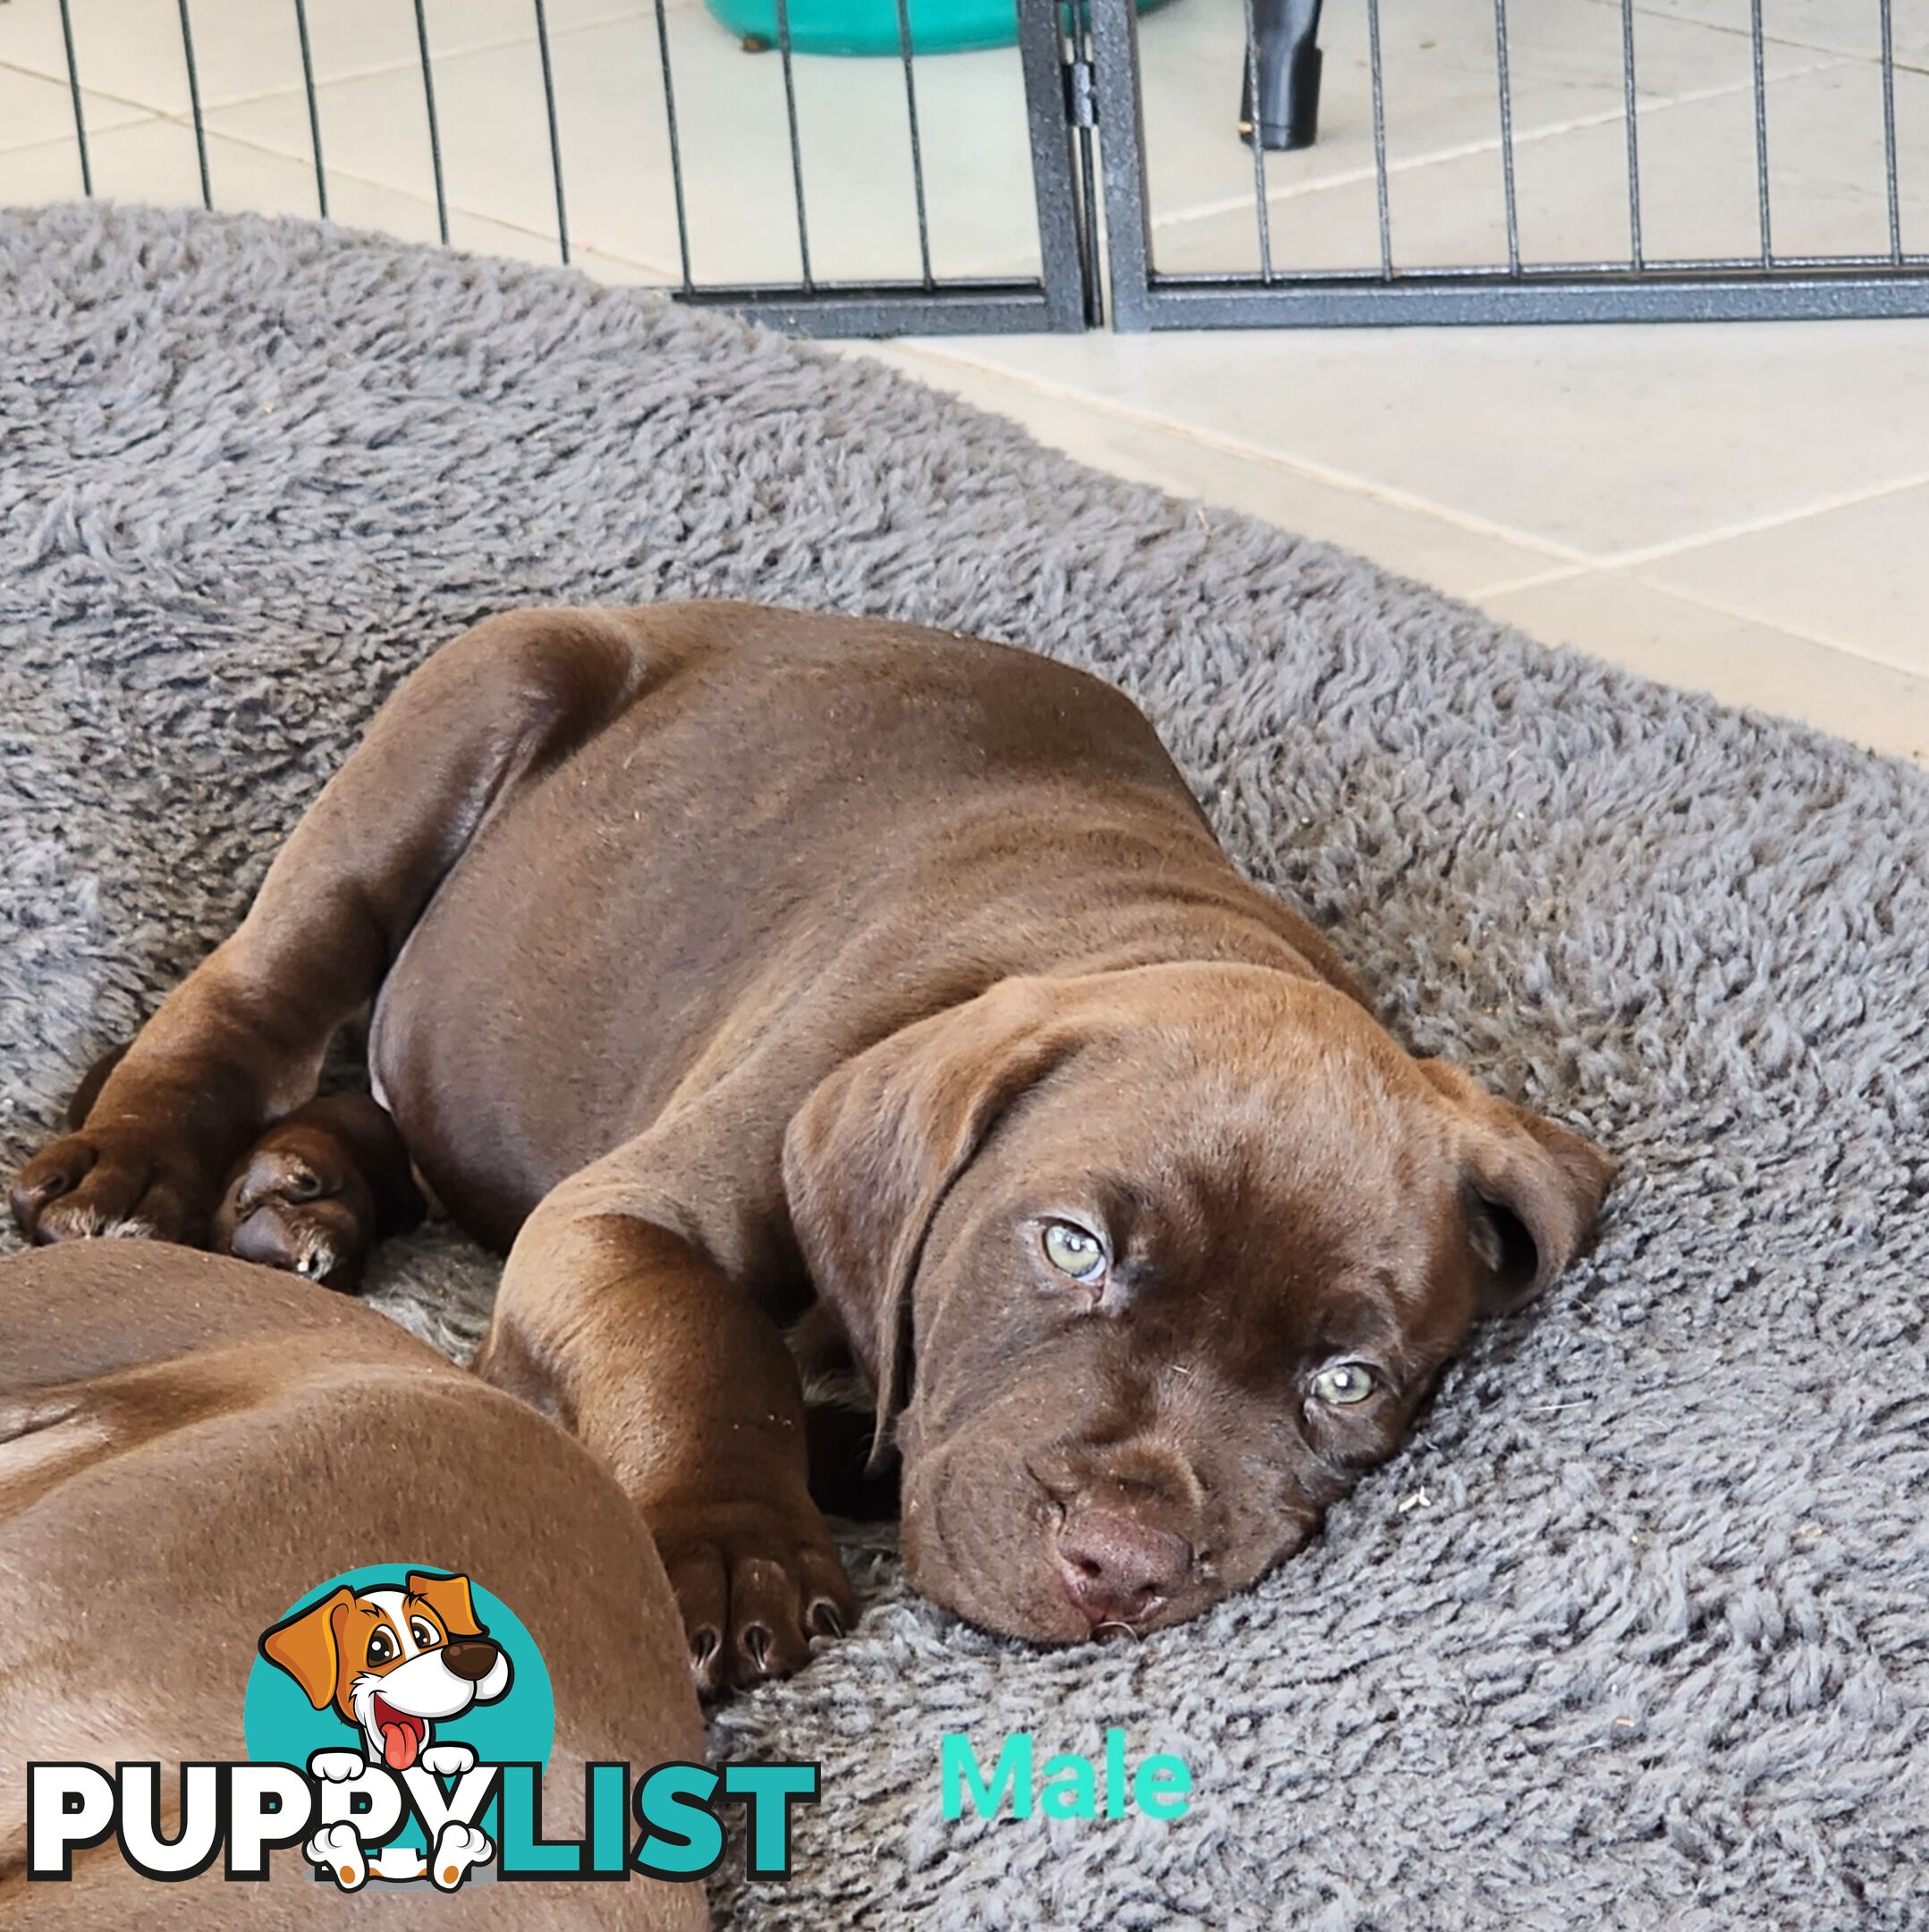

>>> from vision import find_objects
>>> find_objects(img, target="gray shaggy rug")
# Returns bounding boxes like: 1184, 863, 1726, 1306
3, 202, 1926, 1932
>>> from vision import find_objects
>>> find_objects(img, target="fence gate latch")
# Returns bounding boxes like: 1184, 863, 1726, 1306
1063, 54, 1097, 129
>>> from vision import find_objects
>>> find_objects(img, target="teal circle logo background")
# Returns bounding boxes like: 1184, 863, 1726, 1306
243, 1564, 554, 1772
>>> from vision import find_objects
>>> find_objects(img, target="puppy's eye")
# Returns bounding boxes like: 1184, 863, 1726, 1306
1309, 1362, 1377, 1406
1040, 1220, 1106, 1284
366, 1631, 393, 1665
410, 1619, 440, 1649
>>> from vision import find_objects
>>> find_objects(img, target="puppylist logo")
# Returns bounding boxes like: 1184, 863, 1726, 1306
252, 1565, 530, 1889
27, 1563, 816, 1892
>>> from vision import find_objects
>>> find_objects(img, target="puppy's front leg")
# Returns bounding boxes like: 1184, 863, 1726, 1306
10, 609, 655, 1254
478, 1187, 854, 1697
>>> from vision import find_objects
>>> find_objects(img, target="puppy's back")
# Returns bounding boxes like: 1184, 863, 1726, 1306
0, 1245, 706, 1928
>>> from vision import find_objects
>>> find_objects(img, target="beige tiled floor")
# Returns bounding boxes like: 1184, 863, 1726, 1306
3, 0, 1925, 763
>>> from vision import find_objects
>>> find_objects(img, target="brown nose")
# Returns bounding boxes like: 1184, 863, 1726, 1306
1053, 1507, 1192, 1629
441, 1640, 499, 1682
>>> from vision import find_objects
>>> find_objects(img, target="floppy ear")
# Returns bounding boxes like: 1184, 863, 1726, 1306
1420, 1059, 1616, 1315
259, 1586, 355, 1708
406, 1571, 486, 1640
783, 976, 1098, 1460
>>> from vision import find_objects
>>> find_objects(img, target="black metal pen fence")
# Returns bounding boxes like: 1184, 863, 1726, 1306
1090, 0, 1929, 325
13, 0, 1928, 331
31, 0, 1094, 335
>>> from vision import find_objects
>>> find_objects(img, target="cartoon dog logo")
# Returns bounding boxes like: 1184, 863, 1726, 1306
259, 1569, 512, 1889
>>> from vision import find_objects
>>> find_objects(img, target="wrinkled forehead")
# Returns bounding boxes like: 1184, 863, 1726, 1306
992, 1016, 1465, 1324
1021, 999, 1443, 1200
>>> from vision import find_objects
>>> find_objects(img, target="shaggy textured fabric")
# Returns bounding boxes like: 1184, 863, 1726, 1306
3, 202, 1925, 1930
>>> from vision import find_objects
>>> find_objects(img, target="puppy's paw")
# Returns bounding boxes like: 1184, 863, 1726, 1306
305, 1822, 368, 1892
214, 1144, 371, 1292
308, 1750, 368, 1783
430, 1821, 493, 1890
9, 1127, 210, 1248
419, 1741, 477, 1777
649, 1494, 856, 1698
210, 1097, 422, 1292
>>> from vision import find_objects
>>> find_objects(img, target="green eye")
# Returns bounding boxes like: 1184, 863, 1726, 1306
1309, 1362, 1376, 1406
1040, 1220, 1106, 1283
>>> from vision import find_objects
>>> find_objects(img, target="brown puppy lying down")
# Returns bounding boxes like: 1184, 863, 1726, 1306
0, 1243, 705, 1928
10, 602, 1614, 1691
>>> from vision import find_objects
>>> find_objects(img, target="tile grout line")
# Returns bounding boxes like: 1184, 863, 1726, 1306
1600, 468, 1929, 570
1576, 0, 1929, 80
1467, 561, 1600, 601
880, 341, 1593, 567
1473, 561, 1929, 690
0, 114, 681, 283
1146, 54, 1850, 230
0, 57, 162, 123
0, 4, 663, 119
867, 346, 1929, 651
1475, 464, 1929, 594
34, 113, 683, 282
1618, 572, 1929, 682
199, 3, 664, 112
1475, 471, 1929, 596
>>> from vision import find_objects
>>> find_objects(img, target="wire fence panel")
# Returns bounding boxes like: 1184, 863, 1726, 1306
9, 0, 1090, 338
1096, 0, 1929, 327
7, 0, 1925, 332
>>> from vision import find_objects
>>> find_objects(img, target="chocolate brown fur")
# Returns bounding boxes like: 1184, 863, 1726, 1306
10, 603, 1613, 1688
0, 1242, 705, 1927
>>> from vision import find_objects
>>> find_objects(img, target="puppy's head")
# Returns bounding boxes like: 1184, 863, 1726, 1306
784, 963, 1613, 1642
259, 1571, 512, 1767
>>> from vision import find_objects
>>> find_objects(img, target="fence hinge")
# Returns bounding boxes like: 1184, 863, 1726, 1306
1063, 55, 1096, 129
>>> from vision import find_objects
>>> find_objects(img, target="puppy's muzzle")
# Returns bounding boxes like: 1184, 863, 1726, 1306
1053, 1504, 1193, 1631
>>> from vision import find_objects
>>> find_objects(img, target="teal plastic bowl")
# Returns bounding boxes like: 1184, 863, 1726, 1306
704, 0, 1149, 56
